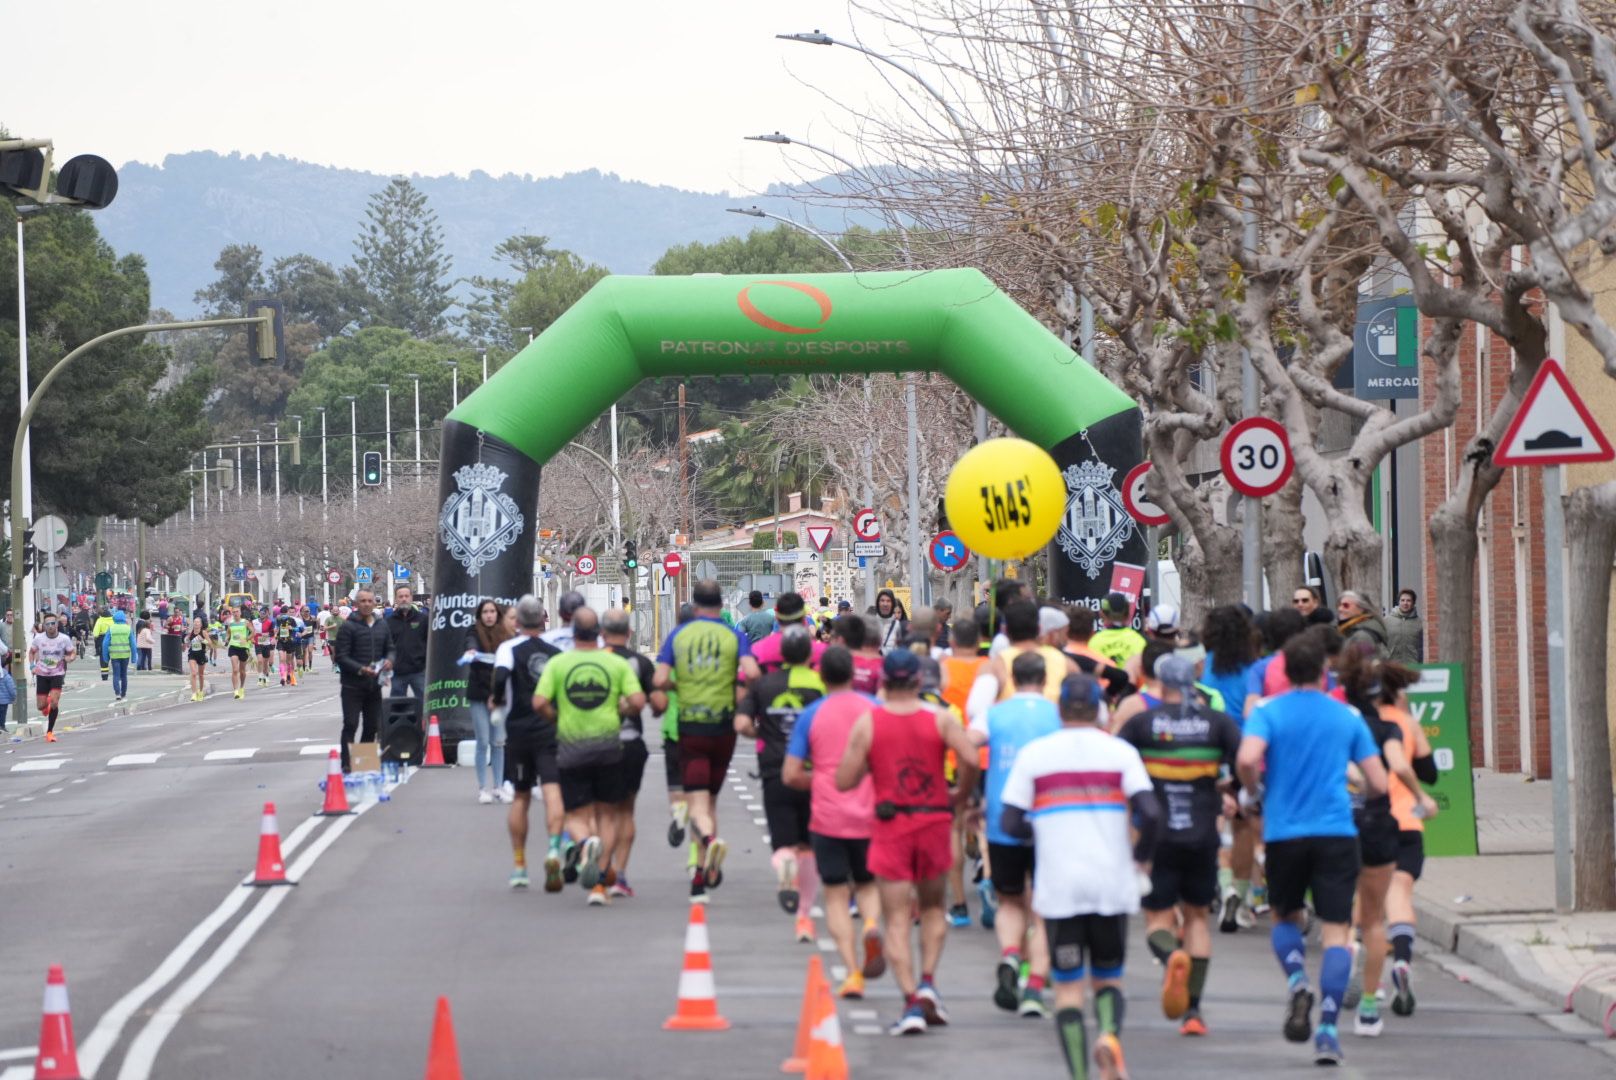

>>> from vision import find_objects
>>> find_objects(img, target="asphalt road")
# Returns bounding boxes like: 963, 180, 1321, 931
3, 678, 1615, 1078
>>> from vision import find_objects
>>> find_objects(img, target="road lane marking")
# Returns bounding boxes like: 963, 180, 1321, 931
201, 748, 257, 762
753, 817, 768, 825
0, 1047, 36, 1061
109, 753, 165, 766
11, 759, 69, 772
117, 804, 373, 1080
298, 744, 340, 756
852, 1024, 883, 1036
46, 787, 64, 794
76, 813, 327, 1077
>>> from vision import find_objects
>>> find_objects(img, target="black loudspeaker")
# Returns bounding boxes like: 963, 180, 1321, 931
379, 697, 424, 762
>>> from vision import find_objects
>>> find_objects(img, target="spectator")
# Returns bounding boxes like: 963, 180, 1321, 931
136, 618, 156, 671
1293, 584, 1336, 626
385, 584, 430, 699
1336, 590, 1389, 659
873, 589, 909, 654
1385, 588, 1424, 664
333, 589, 393, 772
930, 599, 954, 652
739, 590, 776, 643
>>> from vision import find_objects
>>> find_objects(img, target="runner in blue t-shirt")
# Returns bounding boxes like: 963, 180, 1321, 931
1236, 633, 1387, 1067
967, 650, 1061, 1018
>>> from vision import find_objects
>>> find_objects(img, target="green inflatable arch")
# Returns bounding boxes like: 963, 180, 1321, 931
425, 269, 1145, 733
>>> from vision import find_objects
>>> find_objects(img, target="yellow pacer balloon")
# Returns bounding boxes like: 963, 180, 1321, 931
945, 437, 1066, 560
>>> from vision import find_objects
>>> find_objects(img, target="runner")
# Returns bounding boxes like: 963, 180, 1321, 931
964, 601, 1075, 725
1116, 655, 1242, 1037
28, 616, 76, 742
662, 603, 693, 850
1000, 673, 1161, 1080
275, 611, 301, 686
783, 645, 887, 999
491, 596, 564, 890
185, 615, 210, 700
831, 614, 883, 696
1236, 633, 1389, 1066
1088, 593, 1146, 669
206, 610, 225, 668
939, 618, 989, 929
1380, 662, 1439, 1019
1062, 608, 1133, 701
750, 592, 827, 674
969, 650, 1062, 1019
253, 611, 276, 686
223, 607, 252, 699
542, 590, 584, 651
654, 580, 758, 902
836, 648, 980, 1036
534, 606, 645, 907
603, 607, 663, 899
735, 626, 825, 942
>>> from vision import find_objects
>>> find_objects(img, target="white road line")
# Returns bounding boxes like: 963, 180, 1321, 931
753, 817, 769, 825
847, 1009, 878, 1021
0, 1066, 28, 1080
298, 744, 339, 756
109, 753, 165, 766
46, 787, 64, 794
201, 748, 257, 762
0, 1047, 36, 1062
116, 805, 372, 1080
852, 1024, 883, 1036
817, 938, 836, 952
11, 759, 68, 772
17, 797, 33, 802
75, 813, 327, 1077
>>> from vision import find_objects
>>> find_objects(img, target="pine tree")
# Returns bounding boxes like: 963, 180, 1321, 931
352, 178, 453, 337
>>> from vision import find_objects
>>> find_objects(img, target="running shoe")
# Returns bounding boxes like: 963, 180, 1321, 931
1313, 1024, 1343, 1065
1219, 889, 1242, 933
477, 789, 494, 805
577, 836, 603, 890
500, 781, 514, 803
689, 866, 709, 904
838, 971, 866, 999
1390, 961, 1415, 1016
1093, 1032, 1129, 1080
234, 688, 244, 699
1353, 1004, 1383, 1037
543, 849, 564, 893
1235, 900, 1257, 930
1018, 987, 1050, 1019
862, 929, 887, 979
562, 840, 581, 884
1179, 1010, 1208, 1036
994, 956, 1021, 1011
977, 878, 998, 929
947, 903, 971, 928
509, 865, 530, 889
608, 878, 635, 899
703, 837, 728, 889
1342, 943, 1364, 1011
1161, 948, 1192, 1019
587, 884, 609, 907
1284, 986, 1315, 1043
795, 915, 815, 943
777, 851, 800, 913
888, 1002, 927, 1036
668, 802, 688, 847
915, 982, 949, 1026
1250, 883, 1271, 915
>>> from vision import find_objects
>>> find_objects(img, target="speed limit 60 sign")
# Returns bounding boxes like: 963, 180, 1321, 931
1220, 417, 1294, 498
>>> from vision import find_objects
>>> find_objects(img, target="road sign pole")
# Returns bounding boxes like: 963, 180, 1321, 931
1544, 464, 1573, 912
1146, 526, 1159, 607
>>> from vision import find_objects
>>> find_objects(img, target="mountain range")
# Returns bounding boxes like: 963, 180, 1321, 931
95, 151, 863, 313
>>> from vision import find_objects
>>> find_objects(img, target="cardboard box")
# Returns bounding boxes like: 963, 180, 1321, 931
349, 741, 380, 773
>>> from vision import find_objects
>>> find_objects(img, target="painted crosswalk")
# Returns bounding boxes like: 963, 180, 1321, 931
108, 753, 165, 766
201, 748, 260, 762
7, 745, 343, 774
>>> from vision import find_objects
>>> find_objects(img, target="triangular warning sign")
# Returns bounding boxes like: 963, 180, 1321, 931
1494, 358, 1614, 467
806, 525, 833, 552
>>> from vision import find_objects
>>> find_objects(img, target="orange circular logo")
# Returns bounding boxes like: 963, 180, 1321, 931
736, 280, 833, 335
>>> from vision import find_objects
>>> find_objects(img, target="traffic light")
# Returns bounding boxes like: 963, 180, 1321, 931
624, 539, 638, 573
246, 299, 285, 364
362, 451, 383, 486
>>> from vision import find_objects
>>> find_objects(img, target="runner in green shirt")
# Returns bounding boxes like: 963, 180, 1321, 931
225, 608, 253, 699
534, 607, 645, 906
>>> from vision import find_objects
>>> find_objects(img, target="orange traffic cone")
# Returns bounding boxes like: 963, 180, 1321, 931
318, 749, 354, 816
34, 964, 83, 1080
423, 996, 462, 1080
805, 977, 849, 1080
246, 802, 296, 887
663, 903, 730, 1031
782, 955, 827, 1072
422, 715, 449, 768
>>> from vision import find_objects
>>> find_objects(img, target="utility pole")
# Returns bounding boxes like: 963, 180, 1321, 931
678, 381, 689, 607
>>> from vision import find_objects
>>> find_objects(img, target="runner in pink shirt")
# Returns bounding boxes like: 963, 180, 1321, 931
752, 592, 828, 674
783, 645, 886, 999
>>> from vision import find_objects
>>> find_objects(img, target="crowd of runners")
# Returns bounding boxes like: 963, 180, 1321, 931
457, 575, 1441, 1077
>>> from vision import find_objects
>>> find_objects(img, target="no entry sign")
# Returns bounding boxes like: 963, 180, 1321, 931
662, 552, 684, 576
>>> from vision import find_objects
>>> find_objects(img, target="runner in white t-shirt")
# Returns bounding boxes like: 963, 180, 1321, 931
28, 618, 77, 743
1001, 672, 1161, 1080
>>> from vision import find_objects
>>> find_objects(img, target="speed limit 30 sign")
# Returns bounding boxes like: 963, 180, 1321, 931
1220, 417, 1294, 498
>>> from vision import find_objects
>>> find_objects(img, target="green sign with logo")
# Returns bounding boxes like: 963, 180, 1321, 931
1406, 663, 1478, 856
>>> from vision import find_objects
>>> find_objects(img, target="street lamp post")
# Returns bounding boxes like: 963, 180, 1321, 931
312, 407, 329, 507
343, 395, 358, 503
725, 206, 853, 270
445, 361, 459, 408
480, 350, 488, 384
406, 373, 422, 485
374, 383, 393, 492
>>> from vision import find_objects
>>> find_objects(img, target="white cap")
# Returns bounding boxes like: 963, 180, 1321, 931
1146, 603, 1180, 634
1038, 606, 1071, 635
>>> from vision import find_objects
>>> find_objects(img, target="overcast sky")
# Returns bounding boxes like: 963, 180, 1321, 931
4, 1, 928, 194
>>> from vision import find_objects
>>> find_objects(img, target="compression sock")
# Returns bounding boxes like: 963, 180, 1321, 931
1055, 1007, 1088, 1080
1094, 985, 1125, 1035
1272, 921, 1308, 988
1232, 877, 1250, 901
1147, 928, 1179, 964
687, 839, 700, 869
1319, 945, 1352, 1028
48, 706, 59, 733
797, 850, 819, 913
1389, 922, 1416, 964
1188, 958, 1210, 1011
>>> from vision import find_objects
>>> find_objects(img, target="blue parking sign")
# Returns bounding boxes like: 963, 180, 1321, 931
394, 565, 411, 581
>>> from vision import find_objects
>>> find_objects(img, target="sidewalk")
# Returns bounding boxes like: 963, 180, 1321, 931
1415, 769, 1616, 1036
5, 665, 204, 743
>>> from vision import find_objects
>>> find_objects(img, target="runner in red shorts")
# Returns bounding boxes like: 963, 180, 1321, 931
838, 648, 980, 1036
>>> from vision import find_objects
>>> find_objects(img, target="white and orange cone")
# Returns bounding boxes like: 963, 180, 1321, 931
421, 715, 449, 768
34, 964, 83, 1080
663, 903, 730, 1031
804, 977, 849, 1080
246, 801, 296, 887
317, 749, 354, 816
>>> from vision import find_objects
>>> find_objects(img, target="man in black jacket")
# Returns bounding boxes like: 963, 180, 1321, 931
333, 589, 394, 772
386, 585, 429, 699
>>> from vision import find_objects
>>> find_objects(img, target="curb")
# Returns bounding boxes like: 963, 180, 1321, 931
1414, 896, 1616, 1036
7, 686, 219, 745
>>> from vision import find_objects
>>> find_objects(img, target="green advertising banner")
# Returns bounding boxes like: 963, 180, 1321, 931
1406, 663, 1479, 856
